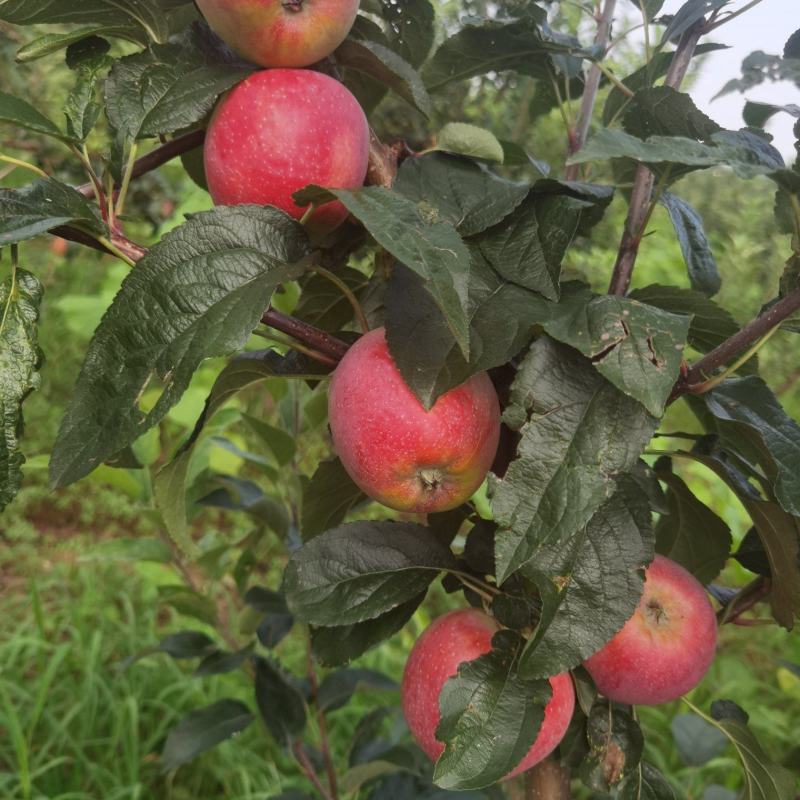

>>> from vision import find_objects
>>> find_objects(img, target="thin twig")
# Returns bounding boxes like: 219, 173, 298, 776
292, 741, 334, 800
717, 576, 769, 625
260, 308, 350, 363
306, 641, 339, 799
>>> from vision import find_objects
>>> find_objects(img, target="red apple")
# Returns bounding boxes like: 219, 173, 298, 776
195, 0, 359, 68
204, 69, 369, 230
583, 555, 718, 705
328, 328, 501, 513
401, 608, 575, 778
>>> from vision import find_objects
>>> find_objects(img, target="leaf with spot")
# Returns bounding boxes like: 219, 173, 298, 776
492, 337, 657, 587
285, 521, 457, 626
50, 206, 311, 488
14, 24, 144, 61
433, 630, 552, 790
0, 268, 43, 511
578, 703, 643, 793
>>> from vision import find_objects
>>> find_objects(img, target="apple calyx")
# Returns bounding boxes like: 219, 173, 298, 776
418, 468, 444, 493
282, 0, 304, 12
645, 598, 667, 625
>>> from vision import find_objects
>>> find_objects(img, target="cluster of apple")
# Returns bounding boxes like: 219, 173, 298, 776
198, 0, 370, 229
198, 2, 719, 779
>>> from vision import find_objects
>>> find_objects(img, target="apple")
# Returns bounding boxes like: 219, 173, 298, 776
327, 327, 501, 513
204, 69, 369, 230
583, 555, 718, 705
195, 0, 359, 68
401, 608, 575, 778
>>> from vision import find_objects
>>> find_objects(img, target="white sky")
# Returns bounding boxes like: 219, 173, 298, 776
658, 0, 799, 157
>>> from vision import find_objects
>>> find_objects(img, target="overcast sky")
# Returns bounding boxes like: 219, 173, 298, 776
656, 0, 798, 157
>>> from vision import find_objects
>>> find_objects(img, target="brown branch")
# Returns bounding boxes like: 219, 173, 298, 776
306, 642, 339, 799
717, 576, 770, 625
564, 0, 618, 181
607, 19, 705, 296
292, 741, 335, 800
260, 308, 350, 363
524, 757, 571, 799
670, 286, 800, 400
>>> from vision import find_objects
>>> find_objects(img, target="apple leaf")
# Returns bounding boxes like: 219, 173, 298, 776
161, 699, 254, 771
294, 266, 369, 333
302, 458, 367, 540
334, 38, 432, 118
254, 657, 307, 747
0, 178, 106, 246
434, 123, 504, 163
516, 477, 654, 677
311, 593, 425, 667
284, 521, 457, 626
703, 377, 800, 517
50, 206, 311, 489
433, 630, 551, 790
0, 268, 43, 512
394, 152, 529, 238
578, 703, 644, 793
659, 192, 721, 296
371, 0, 435, 68
14, 24, 144, 61
617, 762, 680, 800
623, 87, 722, 142
519, 282, 691, 417
654, 467, 732, 583
316, 668, 397, 712
105, 28, 252, 141
492, 337, 657, 585
0, 91, 71, 142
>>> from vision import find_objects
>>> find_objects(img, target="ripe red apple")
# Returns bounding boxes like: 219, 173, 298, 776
204, 69, 369, 230
583, 555, 718, 705
195, 0, 359, 68
401, 608, 575, 778
328, 328, 501, 513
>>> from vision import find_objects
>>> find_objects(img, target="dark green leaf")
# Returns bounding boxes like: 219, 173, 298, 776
0, 178, 105, 245
498, 140, 550, 175
394, 152, 529, 238
244, 587, 294, 648
671, 713, 728, 766
158, 631, 216, 659
310, 593, 425, 666
733, 528, 771, 576
618, 762, 679, 800
492, 336, 657, 585
659, 192, 721, 296
579, 703, 643, 792
195, 645, 254, 677
294, 266, 369, 333
334, 38, 432, 117
161, 699, 253, 770
317, 668, 397, 712
704, 377, 800, 516
63, 45, 110, 143
658, 0, 729, 46
254, 657, 307, 747
743, 101, 800, 128
50, 206, 310, 488
284, 521, 457, 626
241, 414, 295, 467
301, 457, 367, 540
373, 0, 435, 67
623, 87, 722, 141
15, 24, 142, 62
200, 476, 289, 536
433, 630, 551, 790
158, 585, 217, 626
654, 469, 731, 583
0, 91, 69, 141
0, 268, 43, 511
435, 123, 504, 163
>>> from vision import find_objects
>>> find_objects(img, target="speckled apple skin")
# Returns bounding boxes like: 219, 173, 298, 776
401, 609, 576, 779
196, 0, 359, 68
204, 69, 369, 228
583, 555, 718, 705
328, 328, 501, 513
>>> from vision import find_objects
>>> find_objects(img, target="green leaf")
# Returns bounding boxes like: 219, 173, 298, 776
433, 630, 551, 790
703, 377, 800, 517
0, 178, 105, 246
158, 631, 216, 659
158, 585, 217, 626
521, 282, 691, 417
200, 475, 289, 537
670, 713, 728, 766
686, 699, 796, 800
153, 448, 197, 558
310, 593, 425, 667
317, 668, 397, 712
578, 703, 643, 793
298, 185, 471, 355
294, 266, 369, 333
284, 520, 457, 626
50, 206, 310, 488
517, 478, 654, 677
64, 39, 111, 143
161, 699, 253, 771
334, 38, 432, 117
394, 152, 529, 238
628, 284, 756, 374
195, 645, 254, 677
0, 268, 43, 511
301, 457, 367, 540
78, 536, 173, 563
659, 192, 721, 296
492, 337, 657, 585
0, 91, 69, 141
105, 33, 252, 141
435, 123, 504, 163
373, 0, 435, 67
654, 468, 731, 583
623, 87, 722, 141
618, 762, 679, 800
254, 657, 306, 747
15, 24, 142, 62
241, 414, 295, 467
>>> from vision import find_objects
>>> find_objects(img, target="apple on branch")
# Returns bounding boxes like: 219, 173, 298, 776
583, 555, 718, 705
195, 0, 360, 68
204, 69, 369, 230
327, 327, 501, 513
402, 608, 575, 778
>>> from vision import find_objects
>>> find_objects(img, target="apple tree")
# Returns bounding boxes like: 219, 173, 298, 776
1, 0, 799, 797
